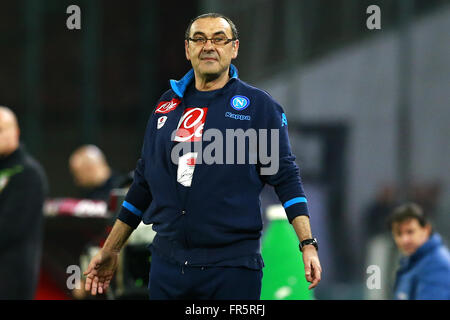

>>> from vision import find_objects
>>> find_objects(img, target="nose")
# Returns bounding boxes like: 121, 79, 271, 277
203, 39, 215, 50
399, 234, 411, 246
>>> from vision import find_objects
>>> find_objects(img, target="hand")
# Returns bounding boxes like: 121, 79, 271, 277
83, 249, 119, 295
301, 245, 322, 290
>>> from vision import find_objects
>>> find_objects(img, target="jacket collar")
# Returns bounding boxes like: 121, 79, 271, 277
399, 233, 442, 268
169, 64, 239, 98
0, 144, 24, 168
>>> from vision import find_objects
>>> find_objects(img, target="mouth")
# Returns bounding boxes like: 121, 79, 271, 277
401, 246, 415, 254
200, 57, 217, 61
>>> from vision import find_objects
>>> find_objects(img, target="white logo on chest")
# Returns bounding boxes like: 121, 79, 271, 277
157, 116, 168, 129
177, 152, 198, 187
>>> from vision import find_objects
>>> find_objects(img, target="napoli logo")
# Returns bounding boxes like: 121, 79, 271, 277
230, 95, 250, 111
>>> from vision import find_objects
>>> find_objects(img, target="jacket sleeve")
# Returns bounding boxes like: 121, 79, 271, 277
116, 121, 153, 229
258, 101, 309, 223
0, 164, 47, 250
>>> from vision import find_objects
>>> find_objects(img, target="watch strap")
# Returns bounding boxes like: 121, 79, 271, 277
299, 238, 318, 251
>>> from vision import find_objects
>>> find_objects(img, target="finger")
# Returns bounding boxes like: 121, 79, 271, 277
313, 268, 321, 285
309, 268, 321, 289
98, 277, 104, 294
304, 263, 313, 282
314, 259, 323, 273
104, 280, 111, 291
314, 261, 323, 280
83, 265, 92, 276
312, 260, 321, 276
308, 264, 322, 289
85, 274, 93, 291
91, 276, 98, 296
83, 262, 96, 276
308, 277, 320, 290
84, 264, 98, 277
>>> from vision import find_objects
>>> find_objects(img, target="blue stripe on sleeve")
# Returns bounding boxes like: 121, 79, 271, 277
283, 197, 307, 209
122, 201, 143, 217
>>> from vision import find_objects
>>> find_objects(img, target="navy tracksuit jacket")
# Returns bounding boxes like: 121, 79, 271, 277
117, 64, 309, 270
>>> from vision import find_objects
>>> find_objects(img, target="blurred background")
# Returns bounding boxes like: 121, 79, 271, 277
0, 0, 449, 299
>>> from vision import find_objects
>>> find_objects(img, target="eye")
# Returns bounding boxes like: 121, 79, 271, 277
193, 37, 206, 43
213, 37, 226, 43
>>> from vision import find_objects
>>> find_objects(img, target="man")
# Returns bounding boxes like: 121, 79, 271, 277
390, 203, 450, 300
84, 13, 321, 299
69, 144, 122, 201
0, 106, 48, 299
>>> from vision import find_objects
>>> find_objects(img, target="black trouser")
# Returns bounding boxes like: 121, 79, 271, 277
148, 251, 263, 300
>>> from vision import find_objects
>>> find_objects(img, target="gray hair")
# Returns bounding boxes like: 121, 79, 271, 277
185, 13, 239, 40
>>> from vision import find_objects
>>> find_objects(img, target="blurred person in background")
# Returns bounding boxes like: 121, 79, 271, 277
390, 202, 450, 300
365, 184, 398, 241
410, 182, 442, 222
0, 106, 48, 299
69, 144, 123, 202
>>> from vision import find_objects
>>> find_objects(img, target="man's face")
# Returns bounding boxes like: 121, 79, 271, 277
0, 111, 19, 155
185, 17, 239, 80
392, 219, 431, 256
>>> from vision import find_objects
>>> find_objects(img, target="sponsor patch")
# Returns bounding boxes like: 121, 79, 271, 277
225, 112, 251, 121
230, 95, 250, 111
177, 152, 197, 187
157, 116, 168, 129
174, 107, 208, 142
155, 98, 181, 114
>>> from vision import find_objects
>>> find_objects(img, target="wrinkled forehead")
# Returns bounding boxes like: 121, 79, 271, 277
190, 17, 233, 38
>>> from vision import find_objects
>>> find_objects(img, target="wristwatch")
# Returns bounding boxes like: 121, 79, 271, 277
299, 238, 318, 252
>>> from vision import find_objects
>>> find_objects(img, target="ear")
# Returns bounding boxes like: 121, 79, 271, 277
231, 39, 239, 60
14, 127, 21, 147
185, 39, 191, 61
425, 223, 432, 236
